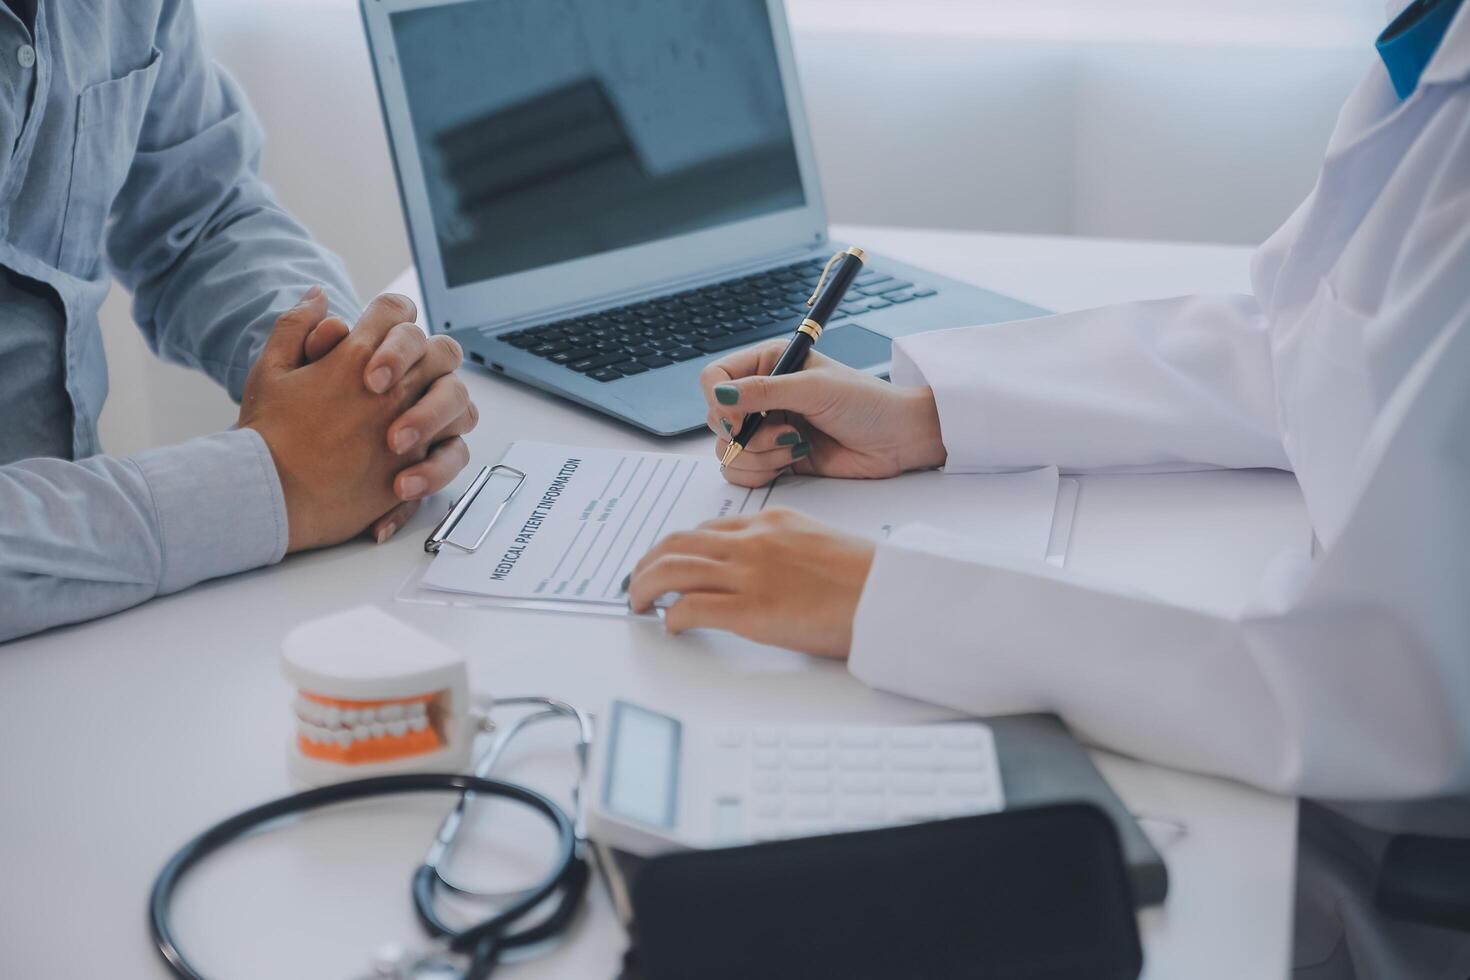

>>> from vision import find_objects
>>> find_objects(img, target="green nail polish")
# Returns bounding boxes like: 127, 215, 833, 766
721, 418, 733, 435
619, 573, 631, 593
791, 442, 812, 459
714, 384, 740, 406
775, 432, 799, 446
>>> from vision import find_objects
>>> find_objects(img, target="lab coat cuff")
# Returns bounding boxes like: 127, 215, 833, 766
890, 330, 1004, 474
849, 523, 997, 697
130, 428, 290, 595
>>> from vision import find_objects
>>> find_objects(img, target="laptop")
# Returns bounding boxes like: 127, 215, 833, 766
361, 0, 1045, 436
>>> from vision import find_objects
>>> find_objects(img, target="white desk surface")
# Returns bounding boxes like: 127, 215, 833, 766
0, 227, 1301, 980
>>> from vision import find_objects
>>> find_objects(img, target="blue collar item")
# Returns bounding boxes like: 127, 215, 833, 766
1378, 0, 1466, 99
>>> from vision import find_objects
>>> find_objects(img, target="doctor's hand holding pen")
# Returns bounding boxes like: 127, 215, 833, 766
626, 341, 945, 657
700, 339, 947, 486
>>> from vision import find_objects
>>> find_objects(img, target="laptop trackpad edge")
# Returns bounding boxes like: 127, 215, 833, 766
820, 324, 892, 372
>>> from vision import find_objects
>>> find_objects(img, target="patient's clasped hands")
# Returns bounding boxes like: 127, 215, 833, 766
628, 339, 948, 657
239, 288, 478, 552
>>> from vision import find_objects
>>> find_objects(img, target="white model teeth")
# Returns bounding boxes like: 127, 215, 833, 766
295, 694, 440, 748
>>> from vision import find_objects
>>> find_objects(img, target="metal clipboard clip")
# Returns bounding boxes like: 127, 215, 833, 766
424, 464, 527, 555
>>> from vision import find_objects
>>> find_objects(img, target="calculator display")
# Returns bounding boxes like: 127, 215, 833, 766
603, 702, 681, 828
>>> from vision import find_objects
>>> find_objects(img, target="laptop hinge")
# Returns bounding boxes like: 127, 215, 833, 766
473, 238, 829, 333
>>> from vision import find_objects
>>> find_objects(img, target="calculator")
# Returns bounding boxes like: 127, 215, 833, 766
586, 700, 1006, 856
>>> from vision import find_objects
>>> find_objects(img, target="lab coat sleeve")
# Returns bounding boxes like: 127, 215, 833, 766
891, 295, 1292, 472
850, 311, 1470, 800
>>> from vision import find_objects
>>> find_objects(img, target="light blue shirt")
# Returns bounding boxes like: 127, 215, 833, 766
0, 0, 361, 642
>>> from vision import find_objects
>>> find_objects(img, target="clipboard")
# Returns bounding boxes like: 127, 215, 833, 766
398, 448, 1081, 615
397, 461, 643, 617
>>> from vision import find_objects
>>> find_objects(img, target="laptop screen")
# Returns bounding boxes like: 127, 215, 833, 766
390, 0, 807, 289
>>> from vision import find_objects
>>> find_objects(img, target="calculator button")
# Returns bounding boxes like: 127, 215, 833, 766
788, 797, 835, 818
716, 728, 745, 748
839, 800, 886, 822
893, 773, 939, 794
888, 749, 939, 772
937, 748, 989, 770
780, 819, 825, 839
785, 748, 829, 770
836, 729, 882, 749
713, 799, 745, 843
835, 750, 882, 771
891, 801, 937, 822
752, 750, 782, 769
787, 772, 834, 794
752, 730, 783, 748
837, 772, 884, 794
785, 729, 830, 748
942, 773, 993, 795
887, 728, 936, 749
937, 726, 988, 748
754, 797, 783, 819
751, 772, 781, 794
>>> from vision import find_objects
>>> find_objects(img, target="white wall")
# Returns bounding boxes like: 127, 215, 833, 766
96, 0, 1379, 455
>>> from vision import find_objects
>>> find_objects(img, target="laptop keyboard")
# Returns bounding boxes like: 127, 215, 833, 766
492, 257, 938, 382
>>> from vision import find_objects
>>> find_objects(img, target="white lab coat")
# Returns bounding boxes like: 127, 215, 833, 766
850, 5, 1470, 812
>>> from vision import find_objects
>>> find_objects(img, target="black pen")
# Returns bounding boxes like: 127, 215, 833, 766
720, 246, 867, 469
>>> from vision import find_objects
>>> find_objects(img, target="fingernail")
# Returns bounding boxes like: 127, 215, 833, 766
619, 573, 631, 594
392, 427, 418, 453
791, 442, 812, 459
376, 522, 397, 544
775, 431, 799, 446
714, 384, 740, 406
299, 284, 323, 305
400, 476, 427, 499
721, 418, 733, 436
368, 367, 393, 394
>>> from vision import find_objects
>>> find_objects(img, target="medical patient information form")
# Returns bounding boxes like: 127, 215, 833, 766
419, 441, 1062, 609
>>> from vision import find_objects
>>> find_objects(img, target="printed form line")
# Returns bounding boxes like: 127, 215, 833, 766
585, 459, 664, 591
603, 459, 683, 597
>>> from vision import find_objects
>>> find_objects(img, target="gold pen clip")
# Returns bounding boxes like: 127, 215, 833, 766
806, 246, 867, 307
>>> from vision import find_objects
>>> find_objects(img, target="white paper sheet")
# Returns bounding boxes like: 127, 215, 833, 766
421, 441, 1059, 607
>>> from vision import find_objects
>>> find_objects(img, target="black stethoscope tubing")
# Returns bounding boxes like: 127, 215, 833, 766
149, 772, 586, 980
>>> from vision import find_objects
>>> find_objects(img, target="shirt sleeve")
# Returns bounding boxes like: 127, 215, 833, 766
0, 428, 289, 642
850, 312, 1470, 800
105, 0, 361, 402
891, 293, 1292, 473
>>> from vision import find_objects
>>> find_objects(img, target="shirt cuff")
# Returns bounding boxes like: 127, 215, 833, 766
129, 428, 289, 594
890, 330, 1000, 475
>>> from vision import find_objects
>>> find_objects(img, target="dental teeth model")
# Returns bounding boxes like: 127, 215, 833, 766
280, 605, 474, 786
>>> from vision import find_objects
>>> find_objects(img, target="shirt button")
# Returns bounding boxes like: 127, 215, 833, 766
16, 44, 35, 69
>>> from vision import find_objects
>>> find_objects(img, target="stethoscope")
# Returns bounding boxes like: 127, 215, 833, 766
149, 697, 595, 980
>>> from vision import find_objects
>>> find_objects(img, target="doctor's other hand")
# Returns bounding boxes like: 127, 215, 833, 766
239, 288, 476, 553
627, 508, 875, 659
701, 341, 946, 488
